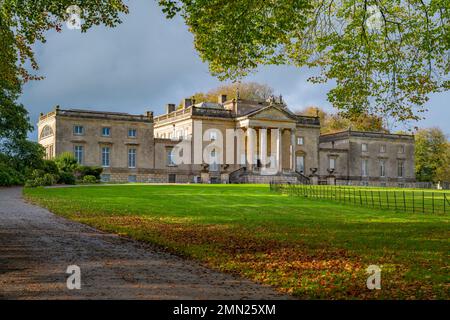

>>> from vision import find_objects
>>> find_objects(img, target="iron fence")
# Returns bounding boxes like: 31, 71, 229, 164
269, 182, 450, 214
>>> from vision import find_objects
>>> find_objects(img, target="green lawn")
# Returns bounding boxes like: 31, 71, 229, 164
24, 184, 449, 299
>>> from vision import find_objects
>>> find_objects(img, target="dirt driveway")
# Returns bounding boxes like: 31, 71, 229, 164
0, 187, 286, 299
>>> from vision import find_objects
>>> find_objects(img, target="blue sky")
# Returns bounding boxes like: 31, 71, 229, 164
20, 0, 450, 140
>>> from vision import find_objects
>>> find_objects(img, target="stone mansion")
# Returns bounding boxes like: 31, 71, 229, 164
37, 95, 416, 186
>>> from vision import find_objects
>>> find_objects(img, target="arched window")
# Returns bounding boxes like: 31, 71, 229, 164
40, 125, 54, 139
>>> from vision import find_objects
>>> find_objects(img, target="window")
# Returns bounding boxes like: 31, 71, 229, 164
361, 159, 369, 177
102, 127, 111, 136
167, 148, 175, 166
362, 143, 368, 152
296, 156, 305, 173
128, 175, 137, 183
40, 125, 54, 139
380, 160, 386, 177
399, 145, 405, 153
398, 160, 405, 177
128, 148, 136, 168
329, 158, 336, 170
74, 145, 84, 164
297, 137, 304, 145
380, 145, 386, 153
128, 128, 137, 138
100, 174, 111, 182
73, 125, 84, 135
101, 147, 110, 167
209, 131, 217, 141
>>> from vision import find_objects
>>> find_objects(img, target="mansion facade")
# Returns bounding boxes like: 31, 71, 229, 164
37, 95, 416, 186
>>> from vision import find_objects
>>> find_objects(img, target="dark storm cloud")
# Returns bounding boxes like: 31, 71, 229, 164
19, 0, 449, 140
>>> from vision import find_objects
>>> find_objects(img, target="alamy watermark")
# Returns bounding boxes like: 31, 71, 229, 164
169, 120, 293, 176
66, 265, 81, 290
366, 265, 381, 290
66, 5, 82, 30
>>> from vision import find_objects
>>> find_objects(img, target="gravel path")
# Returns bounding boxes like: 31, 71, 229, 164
0, 187, 287, 300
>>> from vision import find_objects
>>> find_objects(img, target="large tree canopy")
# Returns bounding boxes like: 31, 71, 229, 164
159, 0, 449, 122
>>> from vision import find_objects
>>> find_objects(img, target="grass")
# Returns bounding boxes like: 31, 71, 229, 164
23, 184, 449, 299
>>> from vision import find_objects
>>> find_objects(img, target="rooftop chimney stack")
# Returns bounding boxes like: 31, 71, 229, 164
166, 103, 176, 114
218, 94, 227, 104
183, 98, 192, 109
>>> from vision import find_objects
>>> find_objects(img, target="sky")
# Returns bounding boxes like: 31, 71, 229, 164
20, 0, 450, 140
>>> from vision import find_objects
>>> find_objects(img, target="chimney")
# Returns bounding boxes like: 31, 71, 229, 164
166, 103, 176, 114
183, 98, 192, 109
145, 111, 153, 119
218, 94, 227, 104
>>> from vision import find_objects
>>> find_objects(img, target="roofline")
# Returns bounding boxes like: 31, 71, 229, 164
319, 129, 415, 142
38, 107, 153, 123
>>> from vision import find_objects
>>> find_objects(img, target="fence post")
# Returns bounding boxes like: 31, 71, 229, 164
359, 190, 363, 205
378, 190, 382, 209
423, 191, 425, 214
403, 191, 406, 212
386, 191, 390, 209
371, 190, 374, 208
394, 191, 397, 211
432, 192, 435, 214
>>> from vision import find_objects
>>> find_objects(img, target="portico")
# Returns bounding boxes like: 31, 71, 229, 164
235, 106, 298, 173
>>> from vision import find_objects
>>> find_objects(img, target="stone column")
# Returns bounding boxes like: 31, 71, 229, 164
247, 127, 256, 171
276, 128, 282, 173
290, 129, 296, 171
259, 128, 267, 168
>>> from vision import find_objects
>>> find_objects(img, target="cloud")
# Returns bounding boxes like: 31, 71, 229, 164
19, 0, 450, 139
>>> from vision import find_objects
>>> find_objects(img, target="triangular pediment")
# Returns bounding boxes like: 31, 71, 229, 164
245, 106, 296, 122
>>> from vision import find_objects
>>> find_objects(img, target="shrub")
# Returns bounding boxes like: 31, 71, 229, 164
55, 152, 78, 172
0, 163, 24, 186
58, 171, 76, 185
82, 175, 98, 184
77, 166, 103, 179
41, 159, 59, 175
25, 172, 57, 187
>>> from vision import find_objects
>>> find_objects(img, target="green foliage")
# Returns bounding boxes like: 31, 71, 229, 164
298, 106, 386, 133
159, 1, 450, 123
41, 159, 59, 175
82, 175, 98, 184
54, 152, 78, 172
57, 171, 76, 185
76, 166, 102, 180
0, 162, 24, 186
25, 170, 57, 187
183, 82, 275, 106
415, 128, 450, 182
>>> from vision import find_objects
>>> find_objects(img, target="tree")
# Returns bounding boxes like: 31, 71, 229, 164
0, 1, 128, 87
186, 82, 275, 105
297, 106, 386, 133
0, 1, 129, 183
159, 0, 449, 123
415, 128, 450, 182
435, 144, 450, 183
